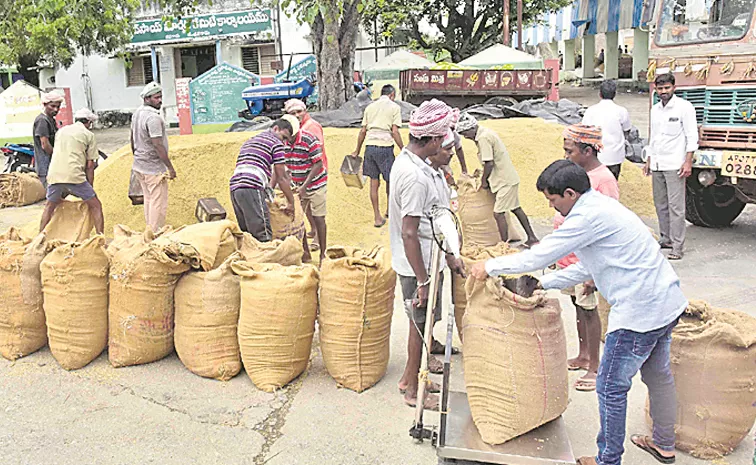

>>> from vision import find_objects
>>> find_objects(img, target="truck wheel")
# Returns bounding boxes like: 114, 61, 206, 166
685, 176, 746, 227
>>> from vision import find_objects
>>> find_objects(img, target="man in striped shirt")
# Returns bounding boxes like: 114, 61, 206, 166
284, 128, 327, 261
230, 117, 297, 242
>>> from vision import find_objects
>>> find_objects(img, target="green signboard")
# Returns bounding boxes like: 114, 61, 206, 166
189, 62, 259, 125
275, 55, 318, 104
132, 9, 272, 44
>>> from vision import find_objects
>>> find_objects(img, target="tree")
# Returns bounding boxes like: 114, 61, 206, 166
364, 0, 572, 63
281, 0, 364, 110
0, 0, 139, 86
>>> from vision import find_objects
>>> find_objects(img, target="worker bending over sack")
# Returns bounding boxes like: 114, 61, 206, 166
470, 159, 685, 465
40, 108, 104, 235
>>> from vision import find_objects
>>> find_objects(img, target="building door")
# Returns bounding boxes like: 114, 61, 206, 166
179, 46, 216, 78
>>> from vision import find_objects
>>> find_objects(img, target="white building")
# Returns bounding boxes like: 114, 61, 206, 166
42, 0, 390, 125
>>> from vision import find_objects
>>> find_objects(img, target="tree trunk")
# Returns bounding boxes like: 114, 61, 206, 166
339, 0, 361, 99
317, 3, 347, 110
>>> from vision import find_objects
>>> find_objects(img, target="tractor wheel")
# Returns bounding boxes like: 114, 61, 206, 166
484, 96, 519, 107
685, 174, 746, 227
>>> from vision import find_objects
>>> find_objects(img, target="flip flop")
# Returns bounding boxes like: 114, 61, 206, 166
398, 380, 441, 394
373, 219, 386, 228
306, 231, 316, 239
667, 253, 683, 261
430, 340, 459, 355
404, 393, 439, 410
309, 242, 320, 251
631, 435, 676, 464
428, 356, 444, 374
575, 376, 597, 392
576, 457, 598, 465
658, 241, 673, 249
567, 359, 589, 371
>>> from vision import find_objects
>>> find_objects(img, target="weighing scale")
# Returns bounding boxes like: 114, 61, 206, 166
409, 208, 576, 465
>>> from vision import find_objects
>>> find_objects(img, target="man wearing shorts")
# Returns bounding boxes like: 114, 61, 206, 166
40, 108, 104, 235
390, 100, 463, 410
350, 84, 403, 227
284, 125, 327, 261
559, 124, 620, 392
456, 113, 538, 246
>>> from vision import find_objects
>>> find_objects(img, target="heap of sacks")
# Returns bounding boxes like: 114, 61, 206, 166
0, 203, 397, 394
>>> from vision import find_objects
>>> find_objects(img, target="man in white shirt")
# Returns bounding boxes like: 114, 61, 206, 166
390, 100, 464, 410
581, 80, 632, 179
470, 160, 686, 465
644, 73, 699, 260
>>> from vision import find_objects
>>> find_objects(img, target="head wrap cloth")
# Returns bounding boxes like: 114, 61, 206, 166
284, 99, 307, 113
409, 99, 459, 138
140, 82, 162, 99
563, 124, 604, 151
41, 92, 64, 104
455, 113, 477, 133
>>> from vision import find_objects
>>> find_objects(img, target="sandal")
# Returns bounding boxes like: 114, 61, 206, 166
404, 393, 439, 410
567, 358, 589, 371
658, 240, 673, 249
428, 356, 443, 374
307, 231, 316, 239
574, 376, 597, 392
309, 242, 320, 251
667, 253, 683, 261
430, 340, 459, 355
576, 457, 598, 465
631, 435, 676, 464
398, 380, 440, 394
373, 218, 386, 228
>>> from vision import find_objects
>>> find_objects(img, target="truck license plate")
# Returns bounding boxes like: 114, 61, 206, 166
720, 152, 756, 179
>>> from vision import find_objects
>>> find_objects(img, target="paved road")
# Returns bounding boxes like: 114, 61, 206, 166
1, 210, 754, 465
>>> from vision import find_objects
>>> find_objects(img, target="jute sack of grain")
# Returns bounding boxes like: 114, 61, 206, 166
451, 242, 518, 342
319, 246, 395, 392
40, 236, 109, 370
43, 200, 95, 242
0, 172, 46, 208
238, 233, 302, 266
152, 220, 241, 271
231, 261, 318, 392
463, 276, 568, 445
174, 253, 242, 381
662, 300, 756, 459
107, 224, 168, 256
108, 231, 190, 367
456, 174, 523, 246
598, 294, 610, 342
267, 190, 306, 240
0, 231, 49, 360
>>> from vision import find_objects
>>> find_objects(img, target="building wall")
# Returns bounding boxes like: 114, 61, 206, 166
52, 6, 386, 124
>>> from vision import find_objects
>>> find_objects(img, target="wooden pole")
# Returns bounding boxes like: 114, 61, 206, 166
503, 0, 510, 46
517, 0, 523, 50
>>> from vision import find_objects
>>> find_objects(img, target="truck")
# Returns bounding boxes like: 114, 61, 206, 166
647, 0, 756, 227
398, 68, 553, 108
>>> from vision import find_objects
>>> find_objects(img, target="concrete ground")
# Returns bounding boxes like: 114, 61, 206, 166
1, 89, 755, 465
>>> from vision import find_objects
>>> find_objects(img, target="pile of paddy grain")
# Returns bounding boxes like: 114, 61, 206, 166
93, 119, 654, 246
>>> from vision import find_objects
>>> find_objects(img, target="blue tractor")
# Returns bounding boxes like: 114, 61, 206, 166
239, 74, 316, 120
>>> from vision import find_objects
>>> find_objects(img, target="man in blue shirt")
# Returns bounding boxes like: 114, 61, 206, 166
471, 160, 686, 465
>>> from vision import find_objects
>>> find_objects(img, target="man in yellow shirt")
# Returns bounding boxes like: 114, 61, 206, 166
350, 85, 404, 227
457, 114, 538, 247
39, 108, 104, 235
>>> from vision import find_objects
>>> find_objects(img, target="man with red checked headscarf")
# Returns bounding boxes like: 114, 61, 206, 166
389, 99, 465, 410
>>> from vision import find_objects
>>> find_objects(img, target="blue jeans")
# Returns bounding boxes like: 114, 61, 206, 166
596, 319, 679, 465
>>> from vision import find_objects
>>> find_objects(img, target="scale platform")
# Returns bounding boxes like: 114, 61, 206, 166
437, 392, 575, 465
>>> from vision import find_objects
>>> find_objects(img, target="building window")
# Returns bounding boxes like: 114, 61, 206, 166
241, 47, 261, 74
179, 46, 216, 79
242, 44, 276, 75
126, 56, 157, 87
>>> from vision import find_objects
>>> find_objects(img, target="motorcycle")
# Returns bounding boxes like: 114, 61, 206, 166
1, 143, 35, 173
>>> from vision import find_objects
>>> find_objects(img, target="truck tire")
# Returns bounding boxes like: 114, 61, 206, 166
685, 176, 746, 227
484, 96, 518, 107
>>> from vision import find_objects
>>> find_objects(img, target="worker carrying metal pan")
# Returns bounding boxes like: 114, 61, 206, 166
470, 158, 687, 465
